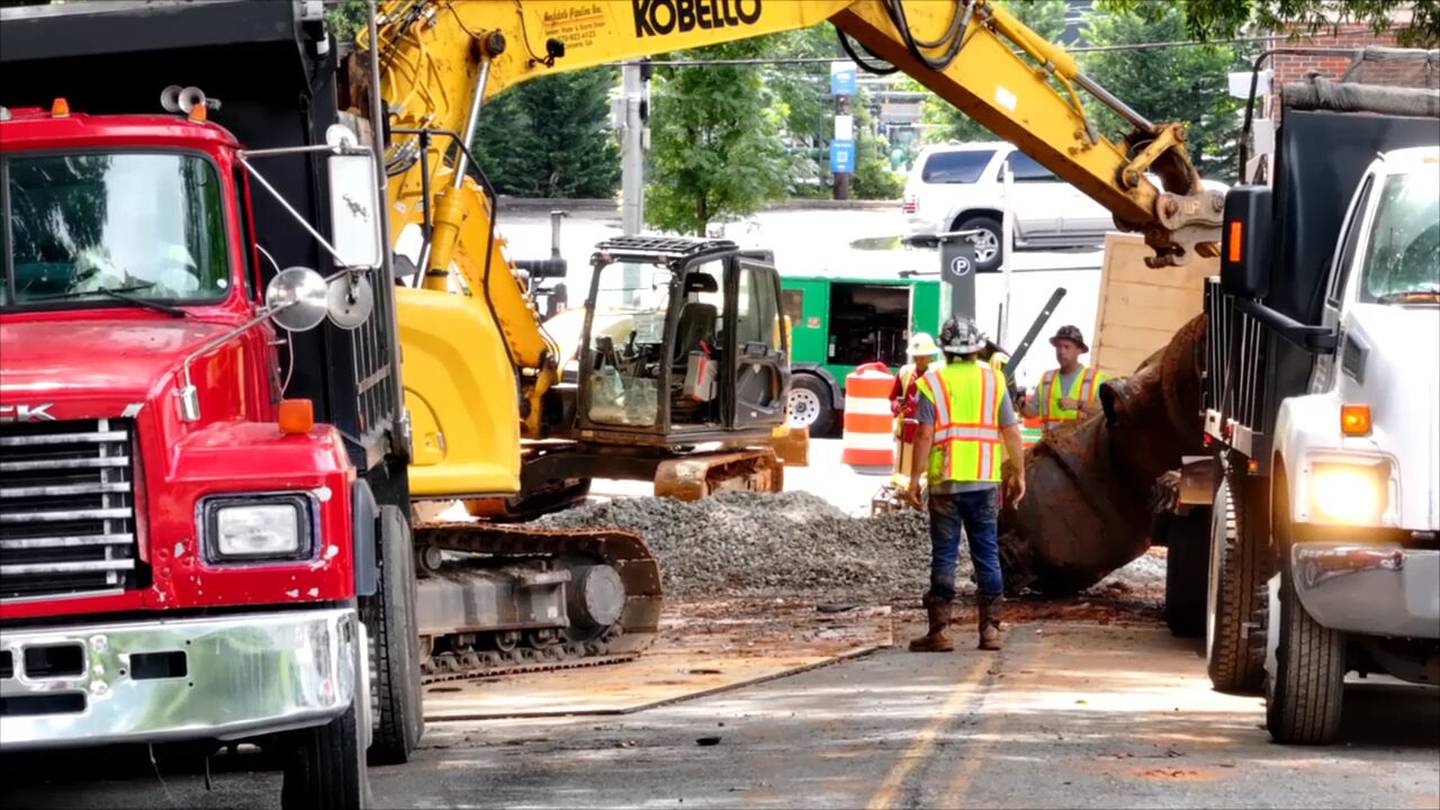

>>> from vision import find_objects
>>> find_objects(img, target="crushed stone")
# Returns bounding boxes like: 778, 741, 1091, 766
535, 491, 962, 600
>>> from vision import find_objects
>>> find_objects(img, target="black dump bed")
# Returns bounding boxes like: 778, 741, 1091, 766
1, 0, 400, 475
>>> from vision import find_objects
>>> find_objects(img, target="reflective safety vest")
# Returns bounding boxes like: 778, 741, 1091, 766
894, 364, 919, 437
1039, 365, 1106, 431
916, 360, 1004, 484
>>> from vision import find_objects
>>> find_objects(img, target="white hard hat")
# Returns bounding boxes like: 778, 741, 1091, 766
907, 332, 939, 358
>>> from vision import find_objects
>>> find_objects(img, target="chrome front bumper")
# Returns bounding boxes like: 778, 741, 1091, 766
0, 607, 359, 750
1292, 543, 1440, 639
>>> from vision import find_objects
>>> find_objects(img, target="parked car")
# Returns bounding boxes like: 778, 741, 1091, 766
903, 141, 1226, 271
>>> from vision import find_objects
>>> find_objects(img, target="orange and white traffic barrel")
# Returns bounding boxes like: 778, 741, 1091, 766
841, 362, 896, 471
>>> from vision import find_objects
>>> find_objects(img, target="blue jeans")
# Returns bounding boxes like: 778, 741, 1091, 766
926, 489, 1003, 602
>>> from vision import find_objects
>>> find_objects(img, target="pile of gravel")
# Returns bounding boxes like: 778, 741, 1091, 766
535, 491, 965, 600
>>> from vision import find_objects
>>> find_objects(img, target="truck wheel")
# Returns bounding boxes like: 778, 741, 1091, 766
1266, 563, 1346, 744
1206, 476, 1269, 693
955, 216, 1003, 272
362, 505, 423, 765
787, 374, 835, 435
1161, 508, 1209, 638
281, 701, 370, 810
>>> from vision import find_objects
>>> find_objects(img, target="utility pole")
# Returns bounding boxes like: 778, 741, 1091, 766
834, 94, 851, 200
830, 61, 857, 201
620, 60, 650, 237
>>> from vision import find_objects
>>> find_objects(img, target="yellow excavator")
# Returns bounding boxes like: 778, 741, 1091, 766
344, 0, 1223, 735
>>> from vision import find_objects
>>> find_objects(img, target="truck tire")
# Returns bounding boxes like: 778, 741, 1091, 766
954, 216, 1003, 273
281, 701, 370, 810
1206, 475, 1269, 693
361, 505, 423, 765
788, 374, 836, 435
1161, 508, 1210, 638
1266, 563, 1346, 745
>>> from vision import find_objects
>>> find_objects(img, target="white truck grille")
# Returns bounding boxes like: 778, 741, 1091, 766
0, 419, 140, 601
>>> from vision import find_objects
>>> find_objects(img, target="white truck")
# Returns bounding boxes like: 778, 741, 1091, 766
1204, 68, 1438, 744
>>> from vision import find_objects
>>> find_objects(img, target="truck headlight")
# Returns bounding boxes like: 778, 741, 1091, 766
202, 494, 312, 562
1308, 461, 1390, 525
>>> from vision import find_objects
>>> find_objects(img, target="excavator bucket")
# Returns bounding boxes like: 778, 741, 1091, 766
998, 316, 1207, 594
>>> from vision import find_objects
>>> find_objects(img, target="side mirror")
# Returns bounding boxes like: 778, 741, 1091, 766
266, 266, 330, 332
328, 150, 382, 269
1221, 186, 1273, 299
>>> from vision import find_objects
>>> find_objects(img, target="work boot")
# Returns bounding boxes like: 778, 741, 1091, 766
977, 594, 1004, 651
909, 598, 954, 652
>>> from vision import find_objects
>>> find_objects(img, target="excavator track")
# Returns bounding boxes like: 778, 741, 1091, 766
412, 521, 662, 685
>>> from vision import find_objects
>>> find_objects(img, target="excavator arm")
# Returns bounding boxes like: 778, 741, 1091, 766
359, 0, 1222, 480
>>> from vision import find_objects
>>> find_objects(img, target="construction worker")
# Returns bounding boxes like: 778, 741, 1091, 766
1023, 325, 1108, 432
906, 318, 1026, 652
889, 332, 940, 436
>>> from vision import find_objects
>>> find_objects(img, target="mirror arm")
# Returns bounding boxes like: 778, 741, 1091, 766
1233, 298, 1339, 353
178, 302, 294, 422
237, 156, 351, 268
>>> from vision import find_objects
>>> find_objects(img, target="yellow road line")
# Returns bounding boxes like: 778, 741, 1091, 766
865, 653, 996, 810
943, 643, 1050, 805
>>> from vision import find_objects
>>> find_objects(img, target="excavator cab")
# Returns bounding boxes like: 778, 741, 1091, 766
576, 237, 789, 446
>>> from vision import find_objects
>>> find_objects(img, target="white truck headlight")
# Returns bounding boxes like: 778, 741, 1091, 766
1308, 461, 1390, 525
202, 494, 312, 562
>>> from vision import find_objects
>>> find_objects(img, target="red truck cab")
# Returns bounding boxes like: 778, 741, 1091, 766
0, 103, 367, 802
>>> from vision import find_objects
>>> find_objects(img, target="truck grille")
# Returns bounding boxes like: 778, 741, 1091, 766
0, 419, 140, 601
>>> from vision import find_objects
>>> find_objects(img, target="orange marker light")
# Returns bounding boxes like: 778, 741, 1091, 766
1340, 404, 1372, 436
1227, 221, 1244, 263
278, 398, 315, 435
50, 97, 70, 118
188, 103, 208, 123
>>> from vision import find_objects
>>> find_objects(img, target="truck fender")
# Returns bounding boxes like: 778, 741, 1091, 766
352, 479, 380, 598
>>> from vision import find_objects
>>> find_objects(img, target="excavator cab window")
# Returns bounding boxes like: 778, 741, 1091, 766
586, 260, 671, 427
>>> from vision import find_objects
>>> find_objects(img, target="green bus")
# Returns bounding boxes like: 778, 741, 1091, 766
781, 275, 943, 434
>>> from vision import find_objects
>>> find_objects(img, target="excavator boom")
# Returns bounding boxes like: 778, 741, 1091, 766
350, 0, 1226, 683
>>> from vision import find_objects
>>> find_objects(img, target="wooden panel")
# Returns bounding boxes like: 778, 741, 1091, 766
1091, 233, 1218, 376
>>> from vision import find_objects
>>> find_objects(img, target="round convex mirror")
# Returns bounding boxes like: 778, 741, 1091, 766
266, 266, 329, 332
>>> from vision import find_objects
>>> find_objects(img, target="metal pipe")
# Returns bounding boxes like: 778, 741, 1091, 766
239, 144, 366, 158
367, 0, 411, 460
1074, 71, 1154, 132
451, 58, 492, 189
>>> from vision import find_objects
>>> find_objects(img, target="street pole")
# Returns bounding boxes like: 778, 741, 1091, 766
1000, 164, 1015, 347
834, 93, 851, 200
620, 61, 647, 237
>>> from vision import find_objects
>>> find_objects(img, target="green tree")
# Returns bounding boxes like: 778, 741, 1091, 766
1116, 0, 1440, 48
852, 88, 905, 199
919, 0, 1071, 143
324, 0, 369, 45
1082, 2, 1245, 182
471, 69, 622, 199
645, 41, 790, 235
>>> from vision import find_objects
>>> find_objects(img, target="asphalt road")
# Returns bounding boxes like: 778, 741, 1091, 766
4, 622, 1436, 809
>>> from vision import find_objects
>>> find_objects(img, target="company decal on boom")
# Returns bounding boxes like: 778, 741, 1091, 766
633, 0, 762, 37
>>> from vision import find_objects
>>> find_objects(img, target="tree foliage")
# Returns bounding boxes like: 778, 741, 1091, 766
919, 0, 1071, 144
471, 69, 621, 199
852, 87, 905, 199
1081, 2, 1246, 182
646, 40, 790, 235
1119, 0, 1440, 48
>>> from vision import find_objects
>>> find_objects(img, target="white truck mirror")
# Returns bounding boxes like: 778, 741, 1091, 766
328, 152, 382, 270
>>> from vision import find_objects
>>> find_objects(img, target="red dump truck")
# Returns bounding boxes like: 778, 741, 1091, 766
1, 3, 419, 806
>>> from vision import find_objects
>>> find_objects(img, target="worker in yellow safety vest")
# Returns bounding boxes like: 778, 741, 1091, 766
889, 333, 940, 487
1022, 325, 1108, 432
889, 332, 940, 437
906, 318, 1026, 653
